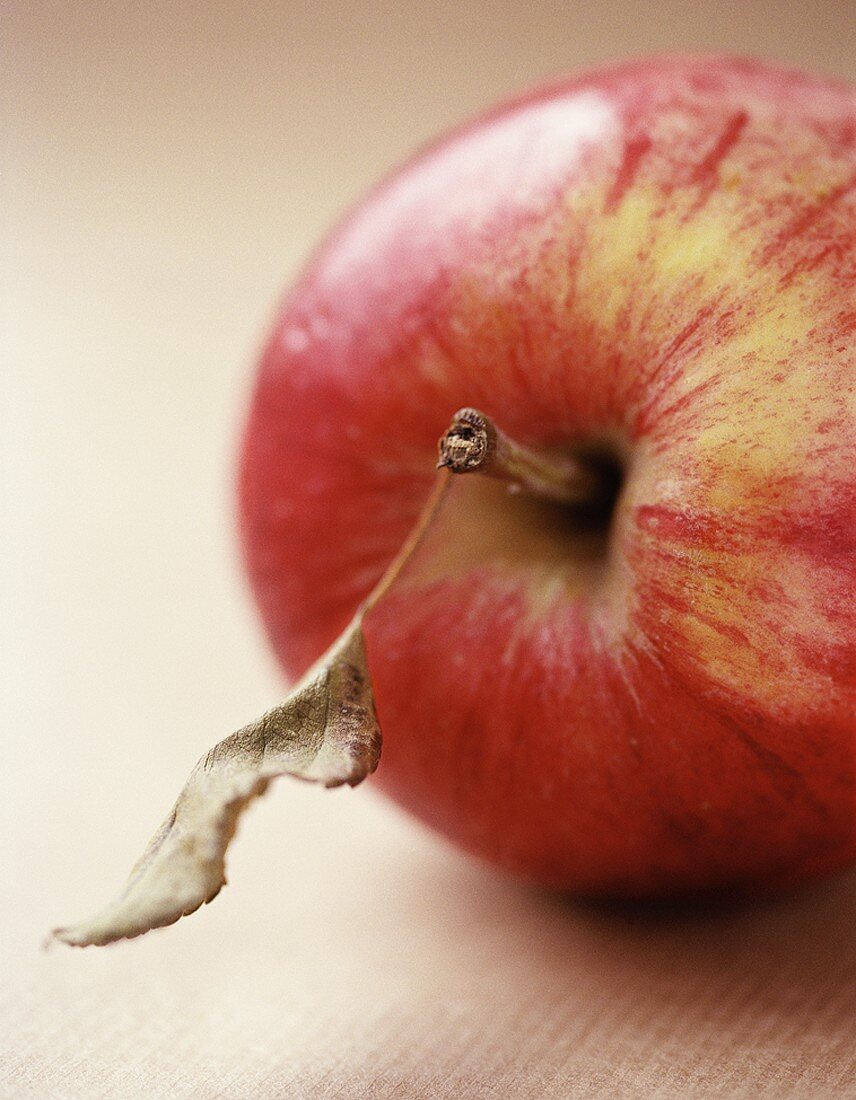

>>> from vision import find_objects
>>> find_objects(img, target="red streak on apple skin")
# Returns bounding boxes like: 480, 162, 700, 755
240, 56, 856, 897
604, 132, 653, 213
683, 109, 749, 214
687, 110, 749, 187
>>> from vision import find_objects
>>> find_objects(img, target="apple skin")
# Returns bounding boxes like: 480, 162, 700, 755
240, 56, 856, 897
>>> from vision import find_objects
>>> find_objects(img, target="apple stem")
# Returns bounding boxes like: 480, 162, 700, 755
360, 468, 453, 614
437, 407, 605, 507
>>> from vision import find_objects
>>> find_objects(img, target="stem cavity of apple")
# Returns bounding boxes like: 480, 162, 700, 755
438, 406, 614, 512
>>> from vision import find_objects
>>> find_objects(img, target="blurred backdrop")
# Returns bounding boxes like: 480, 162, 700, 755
3, 3, 855, 1097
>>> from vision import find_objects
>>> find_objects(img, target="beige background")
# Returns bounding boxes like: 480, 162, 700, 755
3, 3, 855, 1097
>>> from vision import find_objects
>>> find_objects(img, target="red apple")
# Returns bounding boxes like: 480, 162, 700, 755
239, 56, 856, 898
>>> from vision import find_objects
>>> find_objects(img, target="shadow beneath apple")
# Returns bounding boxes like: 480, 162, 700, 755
544, 865, 856, 985
333, 840, 856, 1094
568, 873, 856, 987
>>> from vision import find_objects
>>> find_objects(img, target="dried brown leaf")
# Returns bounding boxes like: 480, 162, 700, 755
49, 618, 380, 947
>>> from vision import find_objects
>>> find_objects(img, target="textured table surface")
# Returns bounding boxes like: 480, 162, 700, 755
4, 3, 855, 1096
